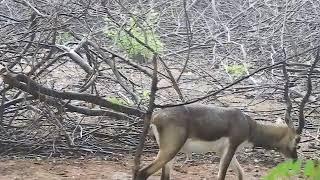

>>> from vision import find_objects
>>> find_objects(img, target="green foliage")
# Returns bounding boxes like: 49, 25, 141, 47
225, 64, 248, 77
107, 96, 132, 106
263, 160, 320, 180
104, 10, 163, 62
57, 32, 72, 44
141, 90, 150, 102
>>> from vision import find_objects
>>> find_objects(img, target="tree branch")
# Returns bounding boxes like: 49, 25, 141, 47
0, 69, 145, 117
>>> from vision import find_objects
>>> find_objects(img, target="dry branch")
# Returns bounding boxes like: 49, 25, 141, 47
87, 40, 140, 103
0, 69, 144, 117
55, 39, 94, 74
156, 61, 285, 108
133, 55, 158, 180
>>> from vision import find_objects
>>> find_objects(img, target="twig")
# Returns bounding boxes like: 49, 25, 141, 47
133, 55, 158, 180
177, 0, 192, 82
87, 40, 141, 104
158, 57, 185, 101
156, 60, 284, 108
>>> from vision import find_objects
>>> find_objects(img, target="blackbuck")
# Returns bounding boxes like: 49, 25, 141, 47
136, 104, 302, 180
135, 50, 317, 180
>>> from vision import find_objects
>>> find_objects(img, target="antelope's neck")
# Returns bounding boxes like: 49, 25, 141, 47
248, 120, 288, 149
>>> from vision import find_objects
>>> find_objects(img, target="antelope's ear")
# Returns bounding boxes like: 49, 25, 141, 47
276, 116, 284, 124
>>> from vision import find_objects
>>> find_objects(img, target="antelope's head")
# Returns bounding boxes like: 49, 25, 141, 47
278, 126, 300, 160
279, 49, 319, 160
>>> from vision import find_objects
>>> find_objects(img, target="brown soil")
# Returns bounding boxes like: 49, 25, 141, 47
0, 155, 270, 180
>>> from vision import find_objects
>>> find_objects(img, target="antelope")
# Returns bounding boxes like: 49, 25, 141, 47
136, 104, 301, 180
135, 50, 318, 180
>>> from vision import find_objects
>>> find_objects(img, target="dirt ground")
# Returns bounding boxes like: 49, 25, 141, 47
0, 154, 271, 180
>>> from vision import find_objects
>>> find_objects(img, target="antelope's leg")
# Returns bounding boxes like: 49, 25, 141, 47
137, 126, 187, 180
161, 157, 175, 180
230, 156, 244, 180
153, 124, 177, 180
217, 144, 238, 180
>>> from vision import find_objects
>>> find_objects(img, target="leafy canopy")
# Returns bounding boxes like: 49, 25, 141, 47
104, 10, 163, 62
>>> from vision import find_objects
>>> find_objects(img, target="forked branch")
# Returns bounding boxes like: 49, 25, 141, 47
297, 48, 320, 134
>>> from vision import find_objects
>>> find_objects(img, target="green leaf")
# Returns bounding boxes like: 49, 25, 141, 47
290, 160, 302, 175
304, 160, 315, 177
264, 160, 320, 180
264, 161, 288, 179
107, 96, 131, 106
313, 165, 320, 180
225, 64, 248, 77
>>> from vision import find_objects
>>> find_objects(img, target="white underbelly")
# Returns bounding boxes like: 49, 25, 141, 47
181, 138, 229, 154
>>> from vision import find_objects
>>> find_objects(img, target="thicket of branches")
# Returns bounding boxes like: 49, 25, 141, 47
0, 0, 319, 163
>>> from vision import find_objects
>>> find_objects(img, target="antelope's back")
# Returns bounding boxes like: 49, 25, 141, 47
151, 104, 251, 141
